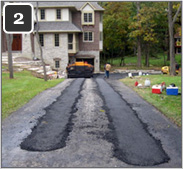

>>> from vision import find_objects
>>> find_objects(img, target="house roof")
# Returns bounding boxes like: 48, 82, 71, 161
29, 2, 104, 11
34, 21, 82, 33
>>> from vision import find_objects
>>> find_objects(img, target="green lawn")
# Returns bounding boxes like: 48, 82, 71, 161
105, 53, 181, 68
2, 70, 64, 120
120, 75, 181, 127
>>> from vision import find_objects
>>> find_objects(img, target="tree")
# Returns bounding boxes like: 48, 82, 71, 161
35, 2, 47, 81
3, 0, 14, 79
168, 2, 182, 75
102, 2, 131, 65
129, 2, 169, 67
136, 2, 142, 68
138, 4, 159, 67
6, 34, 14, 79
101, 1, 179, 69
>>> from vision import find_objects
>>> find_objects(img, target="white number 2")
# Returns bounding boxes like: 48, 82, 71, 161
14, 13, 24, 24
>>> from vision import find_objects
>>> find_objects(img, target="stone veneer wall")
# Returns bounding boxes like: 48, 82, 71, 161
22, 34, 34, 59
34, 33, 68, 71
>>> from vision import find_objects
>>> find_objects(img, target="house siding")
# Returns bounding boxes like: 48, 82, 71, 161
61, 8, 69, 21
46, 9, 56, 21
36, 8, 70, 22
72, 11, 81, 31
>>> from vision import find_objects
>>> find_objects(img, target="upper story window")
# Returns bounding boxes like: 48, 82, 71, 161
81, 3, 95, 25
100, 32, 103, 41
56, 9, 61, 20
39, 34, 44, 46
83, 32, 93, 42
100, 13, 103, 23
55, 34, 59, 46
40, 9, 45, 20
84, 13, 92, 22
82, 12, 94, 25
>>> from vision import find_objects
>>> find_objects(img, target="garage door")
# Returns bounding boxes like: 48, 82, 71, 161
76, 58, 94, 66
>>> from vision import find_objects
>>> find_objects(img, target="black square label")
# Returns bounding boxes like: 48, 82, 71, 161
3, 3, 33, 33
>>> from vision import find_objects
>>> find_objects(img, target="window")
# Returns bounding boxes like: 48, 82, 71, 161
55, 60, 60, 68
55, 34, 59, 46
40, 9, 45, 20
100, 32, 103, 41
68, 34, 73, 50
83, 12, 93, 23
100, 13, 103, 22
56, 9, 61, 20
89, 13, 92, 22
39, 34, 44, 46
84, 32, 88, 41
54, 58, 61, 69
83, 32, 93, 42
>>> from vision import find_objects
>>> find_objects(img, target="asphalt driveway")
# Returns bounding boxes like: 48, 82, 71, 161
2, 74, 181, 167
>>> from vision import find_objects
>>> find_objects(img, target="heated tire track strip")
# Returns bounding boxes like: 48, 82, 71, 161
20, 78, 85, 151
96, 78, 169, 166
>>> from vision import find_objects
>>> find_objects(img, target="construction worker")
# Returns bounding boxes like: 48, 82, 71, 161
104, 62, 111, 78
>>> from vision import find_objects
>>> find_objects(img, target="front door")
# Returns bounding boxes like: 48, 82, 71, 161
12, 34, 22, 51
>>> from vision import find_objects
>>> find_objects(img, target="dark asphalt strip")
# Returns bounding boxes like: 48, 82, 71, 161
96, 78, 169, 166
20, 78, 85, 151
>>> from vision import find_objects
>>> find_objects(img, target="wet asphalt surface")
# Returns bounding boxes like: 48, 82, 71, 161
2, 73, 182, 167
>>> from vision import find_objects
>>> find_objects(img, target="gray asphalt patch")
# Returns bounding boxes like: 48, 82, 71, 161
93, 72, 141, 80
96, 78, 170, 166
20, 78, 85, 151
93, 73, 128, 80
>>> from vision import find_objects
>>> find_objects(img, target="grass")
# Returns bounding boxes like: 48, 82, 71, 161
120, 75, 181, 127
105, 53, 181, 68
2, 70, 64, 120
2, 65, 7, 69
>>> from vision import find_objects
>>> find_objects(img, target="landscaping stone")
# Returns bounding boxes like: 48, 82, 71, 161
15, 68, 24, 72
27, 68, 40, 71
13, 64, 24, 67
36, 70, 44, 73
14, 57, 32, 62
21, 65, 32, 69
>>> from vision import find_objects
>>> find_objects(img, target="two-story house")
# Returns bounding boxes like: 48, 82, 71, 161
2, 2, 104, 72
